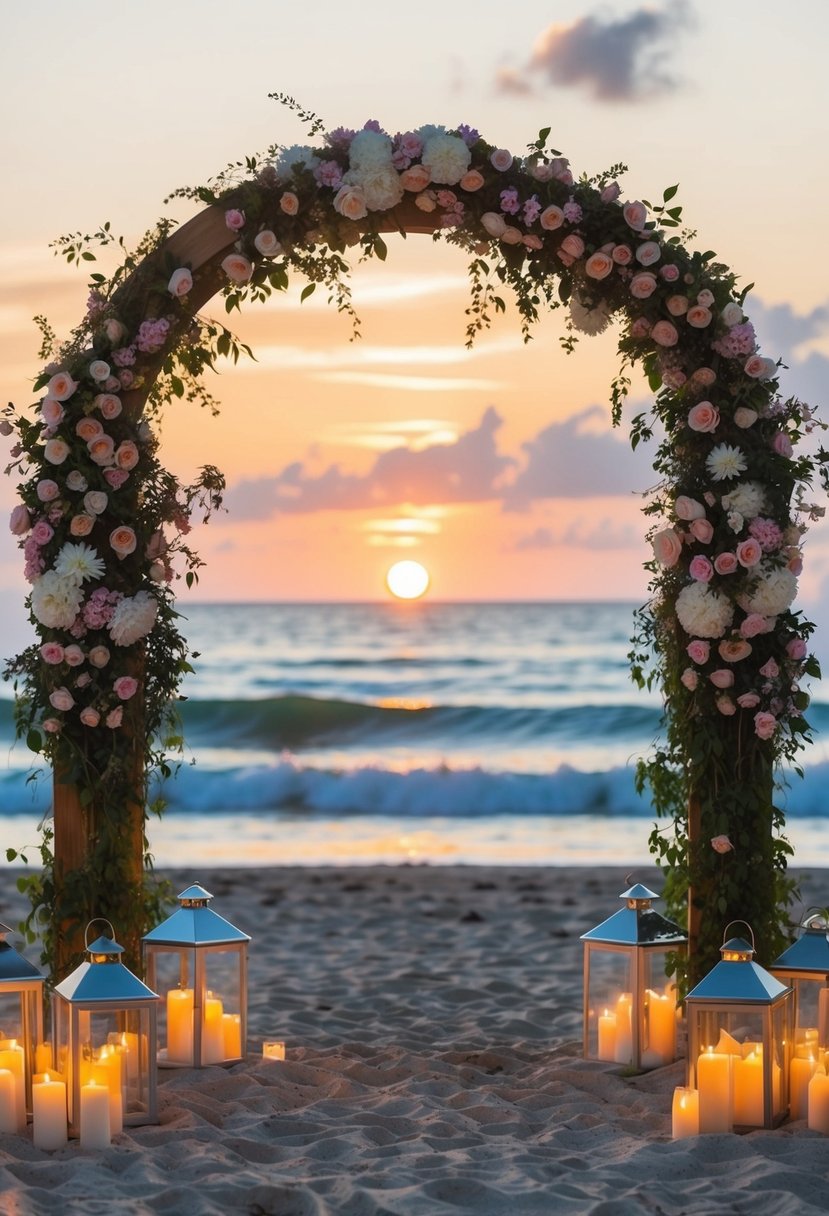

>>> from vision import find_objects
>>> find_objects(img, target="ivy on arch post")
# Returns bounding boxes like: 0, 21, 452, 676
3, 104, 825, 983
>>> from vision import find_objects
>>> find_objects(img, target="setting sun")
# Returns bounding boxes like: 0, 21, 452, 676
385, 560, 430, 600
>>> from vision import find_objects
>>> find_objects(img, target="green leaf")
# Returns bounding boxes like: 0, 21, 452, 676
300, 282, 316, 303
373, 235, 388, 262
663, 184, 679, 202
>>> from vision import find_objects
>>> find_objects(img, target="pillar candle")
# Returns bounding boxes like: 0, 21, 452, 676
697, 1046, 732, 1133
92, 1046, 123, 1137
167, 988, 194, 1064
32, 1074, 67, 1151
0, 1040, 26, 1130
671, 1086, 699, 1139
733, 1045, 765, 1127
597, 1009, 617, 1061
35, 1043, 53, 1074
79, 1080, 111, 1150
809, 1066, 829, 1133
0, 1068, 17, 1134
791, 1053, 818, 1120
645, 990, 676, 1066
202, 993, 225, 1064
222, 1013, 242, 1060
614, 993, 633, 1065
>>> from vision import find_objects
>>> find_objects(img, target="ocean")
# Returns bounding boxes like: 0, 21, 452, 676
2, 601, 829, 868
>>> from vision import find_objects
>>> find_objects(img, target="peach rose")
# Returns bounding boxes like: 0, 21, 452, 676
687, 401, 720, 433
69, 513, 95, 537
674, 496, 705, 521
718, 639, 752, 663
689, 518, 714, 544
458, 169, 484, 192
95, 393, 122, 420
490, 148, 513, 171
686, 305, 713, 328
736, 538, 763, 568
280, 191, 299, 215
88, 434, 116, 465
76, 417, 104, 442
333, 183, 368, 221
744, 354, 777, 379
692, 367, 716, 387
168, 267, 193, 297
651, 320, 678, 347
734, 407, 758, 429
523, 234, 543, 251
500, 226, 523, 245
414, 190, 437, 213
711, 835, 734, 854
558, 233, 585, 262
584, 251, 614, 280
115, 440, 140, 470
80, 707, 101, 728
714, 552, 739, 575
40, 398, 65, 426
89, 646, 110, 668
221, 253, 253, 284
652, 527, 683, 567
681, 668, 699, 690
539, 205, 565, 231
666, 295, 689, 316
629, 272, 658, 299
611, 244, 633, 265
46, 371, 77, 401
622, 201, 648, 230
481, 211, 507, 238
44, 438, 70, 465
400, 165, 432, 192
254, 230, 282, 257
716, 695, 737, 716
710, 669, 735, 689
110, 526, 138, 558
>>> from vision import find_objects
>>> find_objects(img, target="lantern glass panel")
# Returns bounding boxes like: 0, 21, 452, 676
585, 946, 633, 1064
53, 1000, 155, 1129
148, 944, 245, 1066
641, 950, 678, 1068
688, 1003, 790, 1129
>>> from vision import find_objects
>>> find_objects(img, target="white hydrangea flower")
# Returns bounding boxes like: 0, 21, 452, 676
108, 589, 158, 646
721, 481, 767, 518
706, 443, 747, 482
676, 582, 734, 639
343, 165, 404, 212
420, 133, 472, 185
569, 293, 612, 335
274, 144, 320, 178
30, 571, 83, 630
739, 563, 798, 617
54, 542, 106, 585
347, 129, 394, 170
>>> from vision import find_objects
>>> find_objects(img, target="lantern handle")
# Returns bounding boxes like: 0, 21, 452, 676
722, 919, 754, 948
84, 918, 116, 950
801, 905, 829, 928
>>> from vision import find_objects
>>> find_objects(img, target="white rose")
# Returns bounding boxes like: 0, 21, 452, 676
480, 211, 507, 238
168, 267, 193, 297
254, 230, 282, 257
721, 302, 743, 327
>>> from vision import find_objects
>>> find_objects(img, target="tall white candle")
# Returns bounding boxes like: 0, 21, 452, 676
645, 989, 675, 1066
614, 993, 633, 1065
597, 1009, 616, 1061
0, 1040, 26, 1130
202, 993, 225, 1064
222, 1013, 242, 1060
32, 1074, 68, 1151
809, 1066, 829, 1133
671, 1086, 699, 1139
0, 1068, 17, 1134
697, 1046, 732, 1133
92, 1046, 123, 1137
167, 988, 194, 1063
733, 1045, 765, 1127
791, 1053, 818, 1120
79, 1080, 111, 1150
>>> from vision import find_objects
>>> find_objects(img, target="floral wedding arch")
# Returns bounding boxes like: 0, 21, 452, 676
3, 99, 824, 981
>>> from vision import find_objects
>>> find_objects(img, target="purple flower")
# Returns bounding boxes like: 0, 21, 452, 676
136, 318, 171, 355
326, 126, 356, 150
456, 125, 480, 147
314, 160, 344, 189
500, 187, 520, 216
363, 119, 384, 133
395, 132, 423, 160
712, 322, 757, 359
563, 199, 583, 223
112, 345, 137, 368
523, 195, 542, 226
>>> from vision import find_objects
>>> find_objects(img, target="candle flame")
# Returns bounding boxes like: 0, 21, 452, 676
679, 1094, 687, 1111
44, 1072, 50, 1083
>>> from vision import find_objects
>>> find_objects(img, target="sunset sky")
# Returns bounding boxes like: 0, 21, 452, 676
1, 0, 828, 638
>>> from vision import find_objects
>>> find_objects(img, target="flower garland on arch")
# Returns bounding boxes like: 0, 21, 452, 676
3, 101, 827, 976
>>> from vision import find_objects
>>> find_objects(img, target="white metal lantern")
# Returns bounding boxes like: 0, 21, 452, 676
770, 909, 829, 1050
581, 882, 686, 1070
0, 920, 45, 1128
143, 883, 250, 1068
685, 923, 793, 1131
52, 922, 160, 1134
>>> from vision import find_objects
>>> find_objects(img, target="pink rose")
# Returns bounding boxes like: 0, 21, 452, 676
686, 305, 713, 328
652, 528, 683, 567
689, 518, 713, 544
687, 401, 719, 433
600, 182, 621, 203
10, 504, 32, 535
693, 367, 717, 387
666, 295, 689, 316
221, 253, 253, 284
480, 211, 507, 238
46, 371, 77, 401
689, 555, 714, 582
660, 264, 680, 282
84, 491, 108, 516
718, 639, 752, 663
49, 686, 75, 712
168, 267, 194, 297
37, 480, 60, 502
280, 192, 299, 215
623, 201, 648, 230
539, 205, 565, 231
786, 638, 808, 661
651, 320, 678, 347
711, 835, 734, 854
714, 552, 738, 575
95, 393, 123, 420
697, 289, 715, 308
687, 640, 710, 664
459, 169, 484, 192
635, 240, 661, 266
76, 417, 104, 442
64, 645, 84, 667
740, 614, 772, 639
629, 272, 658, 300
40, 642, 65, 664
772, 432, 793, 458
254, 230, 282, 257
674, 496, 705, 521
115, 440, 140, 470
681, 668, 699, 690
737, 692, 761, 709
529, 161, 554, 182
400, 164, 432, 192
89, 646, 110, 668
490, 148, 513, 172
733, 407, 757, 429
754, 711, 777, 740
70, 513, 95, 537
225, 208, 246, 231
106, 706, 124, 729
32, 520, 54, 545
114, 675, 139, 700
110, 526, 137, 558
759, 658, 779, 679
43, 718, 62, 734
585, 251, 614, 280
80, 708, 101, 728
630, 317, 651, 338
611, 244, 633, 265
500, 226, 523, 246
716, 696, 737, 716
522, 234, 542, 251
662, 368, 687, 390
736, 538, 762, 568
40, 398, 65, 426
744, 354, 777, 380
44, 438, 70, 465
557, 234, 585, 263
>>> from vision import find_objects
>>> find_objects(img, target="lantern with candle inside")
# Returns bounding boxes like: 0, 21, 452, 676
52, 921, 159, 1134
770, 909, 829, 1056
0, 919, 45, 1125
143, 883, 250, 1068
685, 922, 793, 1131
581, 882, 686, 1070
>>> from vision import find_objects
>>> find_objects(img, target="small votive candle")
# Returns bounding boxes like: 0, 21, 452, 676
263, 1041, 286, 1061
671, 1086, 699, 1139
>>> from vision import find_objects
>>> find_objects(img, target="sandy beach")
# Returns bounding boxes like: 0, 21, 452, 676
3, 863, 829, 1215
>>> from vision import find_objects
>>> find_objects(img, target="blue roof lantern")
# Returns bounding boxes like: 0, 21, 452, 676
54, 934, 159, 1005
687, 935, 790, 1004
772, 911, 829, 974
143, 884, 251, 948
581, 884, 686, 948
0, 922, 43, 983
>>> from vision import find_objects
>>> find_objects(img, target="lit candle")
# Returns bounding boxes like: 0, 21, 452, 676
222, 1013, 242, 1060
614, 993, 633, 1065
0, 1068, 17, 1133
92, 1046, 123, 1137
791, 1053, 818, 1120
32, 1073, 67, 1151
263, 1041, 286, 1061
819, 988, 829, 1046
202, 993, 225, 1064
733, 1044, 765, 1127
697, 1046, 732, 1133
671, 1086, 699, 1139
597, 1009, 617, 1061
645, 989, 676, 1066
79, 1079, 111, 1150
167, 988, 194, 1063
808, 1066, 829, 1133
35, 1042, 53, 1074
0, 1039, 26, 1130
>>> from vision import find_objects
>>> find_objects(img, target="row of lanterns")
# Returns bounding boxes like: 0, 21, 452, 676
581, 882, 829, 1134
0, 883, 250, 1147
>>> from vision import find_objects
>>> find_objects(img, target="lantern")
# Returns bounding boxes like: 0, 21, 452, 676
143, 883, 250, 1068
770, 910, 829, 1120
581, 882, 686, 1070
52, 922, 159, 1134
685, 923, 793, 1131
0, 920, 45, 1127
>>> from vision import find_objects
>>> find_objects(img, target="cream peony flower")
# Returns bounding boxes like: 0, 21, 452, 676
347, 129, 393, 170
676, 582, 734, 639
706, 443, 747, 482
108, 589, 158, 646
344, 165, 404, 212
738, 563, 798, 617
721, 481, 767, 518
30, 571, 83, 630
420, 133, 471, 186
569, 293, 612, 335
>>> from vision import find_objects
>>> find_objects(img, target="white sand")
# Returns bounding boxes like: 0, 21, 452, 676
2, 864, 829, 1214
